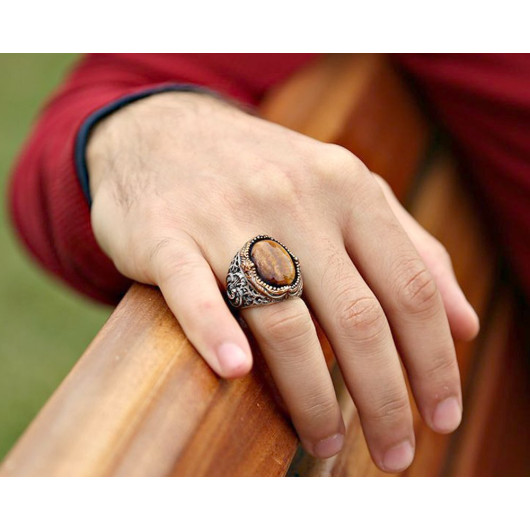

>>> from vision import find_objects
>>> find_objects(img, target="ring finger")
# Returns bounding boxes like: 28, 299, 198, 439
205, 232, 345, 459
245, 297, 346, 459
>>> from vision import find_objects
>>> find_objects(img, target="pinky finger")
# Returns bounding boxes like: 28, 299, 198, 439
374, 174, 480, 341
150, 234, 253, 379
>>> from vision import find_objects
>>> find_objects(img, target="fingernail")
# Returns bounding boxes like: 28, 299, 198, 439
433, 396, 462, 432
313, 433, 344, 459
216, 342, 249, 375
382, 441, 414, 473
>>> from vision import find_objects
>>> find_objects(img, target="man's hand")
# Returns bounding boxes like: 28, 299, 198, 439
87, 92, 479, 473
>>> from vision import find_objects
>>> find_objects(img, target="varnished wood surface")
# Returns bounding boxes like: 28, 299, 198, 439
1, 54, 526, 476
0, 285, 299, 476
450, 291, 530, 477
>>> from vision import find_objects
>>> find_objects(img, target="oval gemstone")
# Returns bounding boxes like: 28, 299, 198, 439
250, 239, 296, 287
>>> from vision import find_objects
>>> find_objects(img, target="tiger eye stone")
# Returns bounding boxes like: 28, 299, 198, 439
250, 239, 296, 287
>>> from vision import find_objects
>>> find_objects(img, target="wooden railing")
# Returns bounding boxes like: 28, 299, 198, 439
1, 54, 529, 476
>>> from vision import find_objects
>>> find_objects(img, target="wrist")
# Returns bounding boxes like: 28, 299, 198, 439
89, 92, 218, 196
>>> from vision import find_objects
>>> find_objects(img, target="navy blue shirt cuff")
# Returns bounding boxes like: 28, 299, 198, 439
74, 83, 215, 206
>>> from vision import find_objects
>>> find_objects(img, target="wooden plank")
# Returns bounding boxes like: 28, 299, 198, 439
0, 285, 298, 476
449, 289, 530, 476
448, 289, 513, 476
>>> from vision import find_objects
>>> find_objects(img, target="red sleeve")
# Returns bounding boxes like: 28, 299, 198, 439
14, 53, 530, 306
8, 54, 318, 305
394, 53, 530, 300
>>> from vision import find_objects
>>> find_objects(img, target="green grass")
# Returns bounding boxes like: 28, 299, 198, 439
0, 54, 111, 459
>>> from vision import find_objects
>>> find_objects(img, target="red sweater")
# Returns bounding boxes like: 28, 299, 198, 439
8, 54, 530, 304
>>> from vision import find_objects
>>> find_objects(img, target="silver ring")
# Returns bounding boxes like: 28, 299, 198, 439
226, 235, 303, 309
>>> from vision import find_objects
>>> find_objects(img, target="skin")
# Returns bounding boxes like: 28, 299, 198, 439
87, 91, 479, 473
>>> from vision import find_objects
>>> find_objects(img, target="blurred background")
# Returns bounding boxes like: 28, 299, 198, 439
0, 54, 110, 459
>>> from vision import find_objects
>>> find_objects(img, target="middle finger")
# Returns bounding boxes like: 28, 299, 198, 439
299, 234, 416, 473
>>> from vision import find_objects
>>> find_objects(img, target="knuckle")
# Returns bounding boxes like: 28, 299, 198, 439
241, 163, 311, 225
433, 239, 452, 266
372, 172, 391, 191
316, 143, 365, 176
316, 144, 369, 189
335, 292, 386, 342
394, 259, 440, 315
368, 393, 411, 424
423, 352, 459, 383
301, 395, 339, 423
251, 164, 299, 204
261, 304, 313, 346
312, 144, 380, 218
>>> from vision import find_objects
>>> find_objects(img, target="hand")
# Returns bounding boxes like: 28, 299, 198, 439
87, 92, 479, 473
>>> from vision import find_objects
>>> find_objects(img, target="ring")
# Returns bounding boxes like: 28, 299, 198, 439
226, 235, 303, 309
